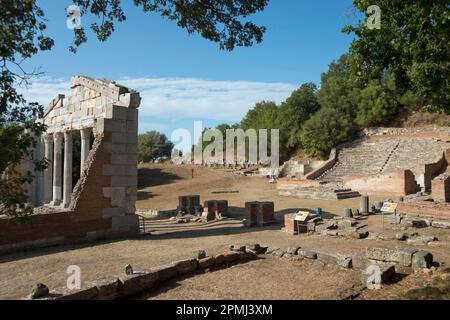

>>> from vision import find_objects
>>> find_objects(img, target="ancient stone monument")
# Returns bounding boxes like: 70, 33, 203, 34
0, 76, 141, 253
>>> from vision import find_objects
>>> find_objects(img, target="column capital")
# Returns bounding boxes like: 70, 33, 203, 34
53, 132, 63, 143
44, 134, 53, 143
64, 131, 73, 139
80, 127, 91, 139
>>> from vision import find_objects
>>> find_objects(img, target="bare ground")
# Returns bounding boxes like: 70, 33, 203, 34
0, 163, 449, 300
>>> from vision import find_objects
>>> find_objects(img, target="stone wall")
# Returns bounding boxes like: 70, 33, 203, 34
0, 76, 140, 254
432, 174, 450, 203
342, 170, 419, 196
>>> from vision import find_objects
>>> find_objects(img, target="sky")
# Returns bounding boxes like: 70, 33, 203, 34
21, 0, 360, 148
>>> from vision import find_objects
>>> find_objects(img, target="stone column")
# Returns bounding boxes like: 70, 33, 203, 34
80, 128, 91, 176
63, 131, 73, 208
51, 132, 63, 206
43, 134, 54, 204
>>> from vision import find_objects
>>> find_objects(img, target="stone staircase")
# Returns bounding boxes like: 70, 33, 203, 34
278, 182, 361, 200
381, 139, 449, 173
317, 138, 450, 182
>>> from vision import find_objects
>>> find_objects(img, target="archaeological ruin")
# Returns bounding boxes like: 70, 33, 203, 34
0, 76, 141, 254
278, 128, 450, 206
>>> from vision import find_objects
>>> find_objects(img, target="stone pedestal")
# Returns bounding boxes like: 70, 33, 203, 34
245, 201, 276, 227
432, 174, 450, 202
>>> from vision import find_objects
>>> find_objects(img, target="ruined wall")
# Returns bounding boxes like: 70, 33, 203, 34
432, 174, 450, 203
343, 170, 418, 196
0, 76, 140, 254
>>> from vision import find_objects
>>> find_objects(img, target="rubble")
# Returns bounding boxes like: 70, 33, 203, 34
407, 235, 438, 245
411, 251, 434, 270
29, 283, 50, 300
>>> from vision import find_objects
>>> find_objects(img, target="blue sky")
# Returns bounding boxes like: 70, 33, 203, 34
22, 0, 360, 146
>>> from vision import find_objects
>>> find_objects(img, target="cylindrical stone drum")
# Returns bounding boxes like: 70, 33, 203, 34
360, 196, 369, 214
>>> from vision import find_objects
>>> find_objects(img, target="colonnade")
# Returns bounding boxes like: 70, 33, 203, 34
43, 128, 91, 207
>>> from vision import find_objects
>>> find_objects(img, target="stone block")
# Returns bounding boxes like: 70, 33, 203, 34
214, 254, 226, 265
283, 214, 298, 235
111, 175, 137, 187
118, 272, 159, 297
351, 253, 369, 270
86, 276, 120, 300
171, 259, 198, 274
109, 154, 137, 167
298, 249, 317, 260
286, 246, 301, 255
112, 215, 138, 230
431, 220, 450, 229
361, 264, 396, 287
432, 174, 450, 202
407, 235, 437, 245
317, 251, 352, 268
238, 252, 256, 261
256, 201, 275, 227
404, 218, 431, 228
366, 247, 417, 267
411, 251, 433, 270
127, 109, 139, 121
29, 283, 50, 300
198, 257, 216, 269
126, 120, 138, 133
150, 264, 178, 282
229, 244, 246, 252
103, 187, 126, 207
102, 119, 127, 133
106, 105, 128, 120
111, 132, 128, 144
56, 286, 99, 300
222, 252, 239, 263
104, 142, 126, 153
103, 207, 126, 218
244, 202, 258, 227
126, 143, 138, 154
103, 164, 127, 176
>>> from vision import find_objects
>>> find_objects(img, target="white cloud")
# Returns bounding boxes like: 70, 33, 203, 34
120, 77, 298, 121
19, 77, 71, 108
19, 76, 298, 121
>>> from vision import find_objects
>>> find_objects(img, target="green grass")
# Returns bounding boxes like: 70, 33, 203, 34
397, 276, 450, 300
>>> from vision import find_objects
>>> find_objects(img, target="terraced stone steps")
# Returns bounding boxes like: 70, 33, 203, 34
278, 185, 361, 200
317, 138, 450, 182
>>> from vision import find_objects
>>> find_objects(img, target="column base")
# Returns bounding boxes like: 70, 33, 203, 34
50, 200, 62, 207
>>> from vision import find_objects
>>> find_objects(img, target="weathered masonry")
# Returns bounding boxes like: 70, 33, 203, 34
0, 76, 141, 254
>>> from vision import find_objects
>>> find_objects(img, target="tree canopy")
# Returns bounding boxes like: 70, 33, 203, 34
138, 131, 174, 163
344, 0, 450, 112
0, 0, 269, 218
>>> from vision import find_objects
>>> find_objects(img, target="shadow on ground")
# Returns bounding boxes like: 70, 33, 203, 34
137, 191, 156, 201
138, 168, 182, 188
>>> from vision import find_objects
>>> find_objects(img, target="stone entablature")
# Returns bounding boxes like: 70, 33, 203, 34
42, 76, 140, 134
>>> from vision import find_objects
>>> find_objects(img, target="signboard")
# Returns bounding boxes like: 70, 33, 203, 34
294, 211, 310, 222
380, 202, 398, 214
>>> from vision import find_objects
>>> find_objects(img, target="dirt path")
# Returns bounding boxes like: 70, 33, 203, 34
143, 257, 361, 300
